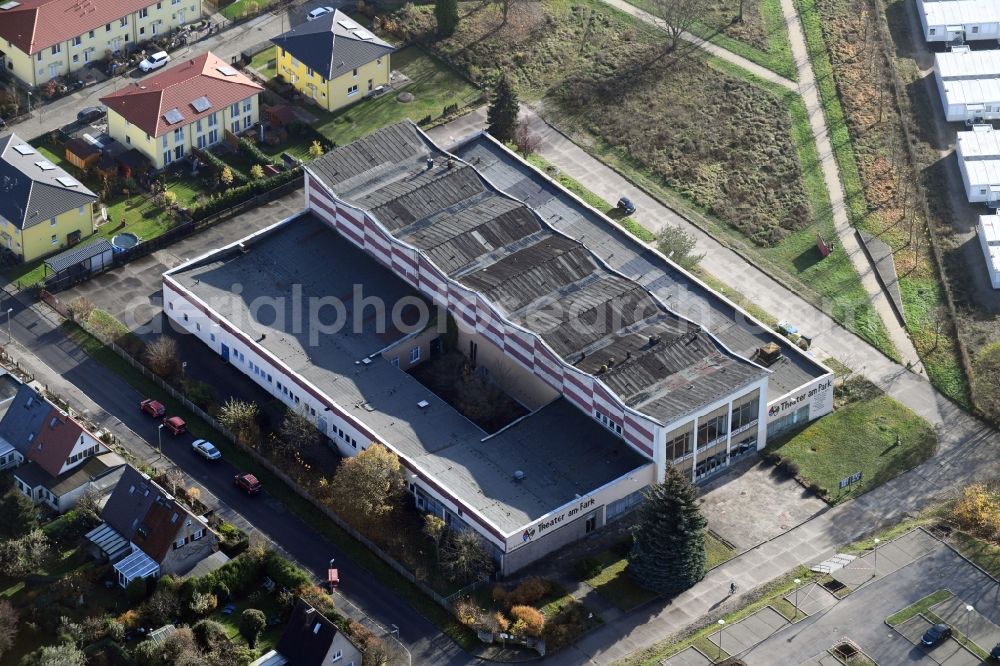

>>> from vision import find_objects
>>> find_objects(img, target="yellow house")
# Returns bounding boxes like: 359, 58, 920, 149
0, 0, 203, 88
101, 51, 263, 170
270, 10, 393, 112
0, 133, 97, 263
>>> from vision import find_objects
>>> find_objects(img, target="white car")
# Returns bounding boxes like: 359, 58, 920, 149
139, 51, 170, 73
192, 439, 222, 461
306, 6, 334, 20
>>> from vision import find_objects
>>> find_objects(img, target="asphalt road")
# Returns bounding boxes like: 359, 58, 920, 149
4, 290, 470, 665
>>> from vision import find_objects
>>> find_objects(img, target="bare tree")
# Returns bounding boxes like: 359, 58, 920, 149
145, 335, 181, 379
513, 121, 541, 157
440, 530, 495, 584
0, 600, 18, 661
280, 407, 320, 454
647, 0, 709, 53
218, 399, 261, 447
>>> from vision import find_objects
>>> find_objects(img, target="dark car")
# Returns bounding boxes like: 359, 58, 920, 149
617, 197, 636, 215
991, 642, 1000, 659
234, 473, 262, 495
162, 416, 187, 436
921, 623, 952, 646
76, 106, 105, 123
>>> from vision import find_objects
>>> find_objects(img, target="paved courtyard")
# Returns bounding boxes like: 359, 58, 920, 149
930, 595, 1000, 651
783, 582, 837, 617
832, 528, 940, 588
662, 646, 712, 666
707, 607, 788, 655
893, 615, 981, 666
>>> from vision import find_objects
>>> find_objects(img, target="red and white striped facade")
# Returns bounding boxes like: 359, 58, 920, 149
304, 170, 665, 461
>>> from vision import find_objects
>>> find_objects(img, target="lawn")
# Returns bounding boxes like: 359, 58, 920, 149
626, 0, 797, 80
948, 530, 1000, 579
585, 533, 737, 612
221, 0, 276, 21
886, 589, 952, 626
312, 46, 481, 146
212, 593, 285, 653
249, 46, 277, 80
765, 394, 937, 503
60, 321, 478, 650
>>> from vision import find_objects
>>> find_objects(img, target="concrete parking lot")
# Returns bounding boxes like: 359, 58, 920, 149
740, 529, 1000, 666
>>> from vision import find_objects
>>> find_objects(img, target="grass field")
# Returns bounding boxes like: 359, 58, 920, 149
312, 46, 481, 146
949, 530, 1000, 579
795, 0, 968, 404
221, 0, 275, 21
765, 394, 937, 503
249, 45, 277, 79
626, 0, 797, 79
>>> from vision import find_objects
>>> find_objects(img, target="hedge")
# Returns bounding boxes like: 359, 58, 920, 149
190, 167, 302, 220
238, 136, 277, 167
186, 548, 312, 599
196, 148, 250, 185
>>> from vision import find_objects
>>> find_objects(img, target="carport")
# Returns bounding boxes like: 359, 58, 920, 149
44, 239, 115, 287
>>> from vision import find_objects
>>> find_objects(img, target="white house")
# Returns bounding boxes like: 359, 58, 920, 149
956, 125, 1000, 203
978, 215, 1000, 289
935, 47, 1000, 122
917, 0, 1000, 43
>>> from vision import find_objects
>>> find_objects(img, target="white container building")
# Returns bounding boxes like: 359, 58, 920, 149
978, 215, 1000, 288
918, 0, 1000, 43
936, 48, 1000, 121
956, 125, 1000, 203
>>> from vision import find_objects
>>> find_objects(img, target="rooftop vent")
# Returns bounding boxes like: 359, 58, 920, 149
756, 342, 782, 366
417, 400, 430, 409
426, 157, 434, 169
648, 334, 661, 346
361, 357, 372, 365
513, 470, 526, 482
0, 1, 22, 9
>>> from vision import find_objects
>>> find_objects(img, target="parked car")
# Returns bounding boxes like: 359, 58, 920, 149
139, 51, 170, 72
76, 106, 105, 123
162, 416, 187, 436
990, 642, 1000, 660
234, 473, 262, 495
306, 5, 334, 20
617, 196, 636, 215
139, 398, 166, 418
921, 623, 952, 646
192, 439, 221, 461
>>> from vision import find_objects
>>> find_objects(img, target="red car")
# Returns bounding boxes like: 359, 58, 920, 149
162, 416, 186, 436
234, 473, 262, 495
139, 398, 166, 418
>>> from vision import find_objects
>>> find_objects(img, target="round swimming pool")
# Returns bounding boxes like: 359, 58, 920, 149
111, 232, 139, 251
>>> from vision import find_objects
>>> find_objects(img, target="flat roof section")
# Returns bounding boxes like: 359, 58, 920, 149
921, 0, 1000, 26
307, 122, 767, 424
940, 77, 1000, 106
450, 134, 827, 399
957, 127, 1000, 187
171, 213, 650, 534
936, 48, 1000, 80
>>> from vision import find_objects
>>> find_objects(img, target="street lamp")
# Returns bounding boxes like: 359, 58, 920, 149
329, 557, 335, 569
388, 624, 411, 666
5, 307, 12, 343
966, 604, 974, 642
157, 423, 164, 454
793, 578, 801, 620
717, 619, 726, 659
872, 538, 880, 576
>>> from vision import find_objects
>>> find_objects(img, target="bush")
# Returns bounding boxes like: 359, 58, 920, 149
239, 608, 266, 647
191, 546, 267, 598
264, 549, 312, 590
196, 149, 249, 185
577, 558, 603, 581
189, 168, 301, 221
187, 591, 218, 617
490, 584, 508, 608
192, 619, 229, 650
509, 605, 545, 637
126, 577, 148, 604
238, 136, 276, 167
508, 577, 551, 607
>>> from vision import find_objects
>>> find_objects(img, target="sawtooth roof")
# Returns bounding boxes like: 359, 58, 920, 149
0, 133, 97, 230
269, 9, 394, 82
308, 122, 768, 425
0, 0, 159, 54
100, 52, 262, 138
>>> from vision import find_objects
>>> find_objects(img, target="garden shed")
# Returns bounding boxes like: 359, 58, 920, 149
64, 137, 101, 171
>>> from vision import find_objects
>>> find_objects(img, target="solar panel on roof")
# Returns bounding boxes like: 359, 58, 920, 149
353, 29, 374, 40
215, 66, 237, 77
56, 176, 78, 187
190, 96, 212, 112
34, 161, 55, 171
163, 108, 184, 124
12, 144, 35, 155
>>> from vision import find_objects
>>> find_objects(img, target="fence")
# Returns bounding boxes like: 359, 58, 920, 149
42, 174, 303, 293
92, 333, 464, 617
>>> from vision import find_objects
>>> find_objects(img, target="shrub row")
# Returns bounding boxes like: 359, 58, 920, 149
196, 148, 250, 185
190, 167, 302, 220
185, 547, 312, 599
238, 136, 277, 167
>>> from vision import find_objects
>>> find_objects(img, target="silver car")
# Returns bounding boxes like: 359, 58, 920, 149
192, 439, 222, 461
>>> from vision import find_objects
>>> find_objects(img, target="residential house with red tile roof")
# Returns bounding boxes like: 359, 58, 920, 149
86, 465, 219, 588
100, 51, 263, 170
0, 382, 125, 512
0, 0, 203, 87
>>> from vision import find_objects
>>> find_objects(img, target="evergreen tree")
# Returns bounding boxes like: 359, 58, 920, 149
628, 466, 707, 595
435, 0, 459, 36
487, 75, 519, 143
